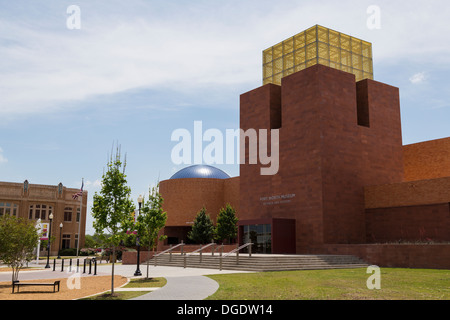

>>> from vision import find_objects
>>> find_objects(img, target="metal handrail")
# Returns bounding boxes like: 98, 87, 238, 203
220, 242, 253, 270
185, 242, 216, 256
222, 242, 252, 258
154, 242, 185, 266
184, 243, 216, 268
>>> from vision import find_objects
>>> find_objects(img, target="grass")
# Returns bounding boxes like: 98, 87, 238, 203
79, 277, 167, 300
84, 291, 146, 300
205, 268, 450, 300
123, 277, 167, 288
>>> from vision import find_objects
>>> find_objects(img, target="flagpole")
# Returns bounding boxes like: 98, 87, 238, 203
76, 178, 83, 257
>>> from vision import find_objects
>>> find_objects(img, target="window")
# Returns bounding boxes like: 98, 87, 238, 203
74, 234, 79, 250
76, 207, 80, 222
0, 202, 19, 217
243, 224, 272, 254
28, 204, 52, 220
64, 207, 72, 222
62, 234, 71, 249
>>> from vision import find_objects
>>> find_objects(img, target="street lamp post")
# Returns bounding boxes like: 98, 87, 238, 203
134, 194, 143, 276
45, 213, 54, 268
57, 223, 63, 259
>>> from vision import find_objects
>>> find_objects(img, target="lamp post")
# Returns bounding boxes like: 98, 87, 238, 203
134, 194, 143, 276
57, 223, 63, 259
45, 213, 54, 268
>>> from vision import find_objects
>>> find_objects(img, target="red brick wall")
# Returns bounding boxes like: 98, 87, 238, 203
356, 79, 404, 186
159, 177, 240, 246
122, 245, 238, 264
122, 250, 155, 265
239, 64, 404, 252
161, 244, 236, 253
404, 137, 450, 182
160, 178, 227, 226
223, 177, 240, 215
365, 203, 450, 243
365, 177, 450, 209
308, 244, 450, 269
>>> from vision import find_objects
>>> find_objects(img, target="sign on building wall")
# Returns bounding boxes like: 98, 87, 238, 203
40, 223, 50, 240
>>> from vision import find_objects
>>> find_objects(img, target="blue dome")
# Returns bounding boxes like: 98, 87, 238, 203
170, 165, 230, 180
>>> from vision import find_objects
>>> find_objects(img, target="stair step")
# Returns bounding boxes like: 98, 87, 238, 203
149, 254, 369, 272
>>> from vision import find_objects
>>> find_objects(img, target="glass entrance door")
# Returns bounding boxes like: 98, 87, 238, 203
242, 224, 272, 254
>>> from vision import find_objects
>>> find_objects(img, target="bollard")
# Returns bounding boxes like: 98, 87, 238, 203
53, 259, 56, 271
69, 259, 72, 272
89, 258, 92, 274
94, 258, 97, 275
76, 259, 79, 273
61, 259, 64, 272
83, 259, 86, 274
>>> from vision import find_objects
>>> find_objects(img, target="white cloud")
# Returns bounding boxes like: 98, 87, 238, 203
1, 1, 450, 117
409, 72, 428, 84
84, 179, 102, 190
0, 147, 8, 164
0, 5, 263, 116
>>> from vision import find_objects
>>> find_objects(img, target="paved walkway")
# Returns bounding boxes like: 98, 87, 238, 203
98, 264, 249, 300
0, 262, 251, 300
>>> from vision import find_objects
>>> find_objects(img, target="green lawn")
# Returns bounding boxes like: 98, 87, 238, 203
206, 268, 450, 300
79, 277, 167, 300
122, 277, 167, 288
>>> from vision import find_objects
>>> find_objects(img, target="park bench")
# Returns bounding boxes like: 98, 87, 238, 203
12, 280, 60, 293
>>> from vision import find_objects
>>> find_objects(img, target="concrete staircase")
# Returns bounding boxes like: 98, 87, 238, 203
150, 253, 368, 272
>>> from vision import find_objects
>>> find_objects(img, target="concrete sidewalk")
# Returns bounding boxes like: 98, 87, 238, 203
97, 264, 251, 300
0, 263, 251, 300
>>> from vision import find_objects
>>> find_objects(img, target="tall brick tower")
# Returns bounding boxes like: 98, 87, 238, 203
239, 26, 404, 254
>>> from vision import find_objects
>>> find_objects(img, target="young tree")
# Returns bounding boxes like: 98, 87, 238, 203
136, 183, 167, 278
215, 204, 238, 244
92, 145, 135, 295
188, 207, 215, 244
0, 215, 40, 284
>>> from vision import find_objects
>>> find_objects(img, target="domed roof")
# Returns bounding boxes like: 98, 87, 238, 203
170, 165, 230, 180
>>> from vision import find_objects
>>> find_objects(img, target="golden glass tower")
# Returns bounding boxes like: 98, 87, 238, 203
263, 25, 373, 85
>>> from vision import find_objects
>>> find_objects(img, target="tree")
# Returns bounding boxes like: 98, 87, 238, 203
92, 145, 135, 295
188, 207, 215, 244
0, 215, 40, 284
215, 204, 238, 244
136, 183, 167, 278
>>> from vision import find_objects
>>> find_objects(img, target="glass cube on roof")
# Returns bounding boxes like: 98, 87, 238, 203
262, 25, 374, 85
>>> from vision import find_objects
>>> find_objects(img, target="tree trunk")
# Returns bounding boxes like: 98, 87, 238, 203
111, 246, 115, 295
146, 246, 151, 279
12, 265, 20, 285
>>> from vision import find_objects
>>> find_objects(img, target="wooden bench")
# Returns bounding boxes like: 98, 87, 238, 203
12, 280, 60, 293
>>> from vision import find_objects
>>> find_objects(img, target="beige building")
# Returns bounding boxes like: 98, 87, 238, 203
0, 180, 88, 255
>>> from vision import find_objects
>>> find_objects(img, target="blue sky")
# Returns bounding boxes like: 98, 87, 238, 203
1, 0, 449, 234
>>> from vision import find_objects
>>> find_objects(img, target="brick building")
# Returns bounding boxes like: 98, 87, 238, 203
0, 180, 88, 255
159, 26, 450, 268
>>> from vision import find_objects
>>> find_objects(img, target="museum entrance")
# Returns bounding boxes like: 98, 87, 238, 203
242, 224, 272, 254
239, 218, 296, 254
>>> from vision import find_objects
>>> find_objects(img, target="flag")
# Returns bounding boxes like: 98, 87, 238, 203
72, 180, 84, 200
